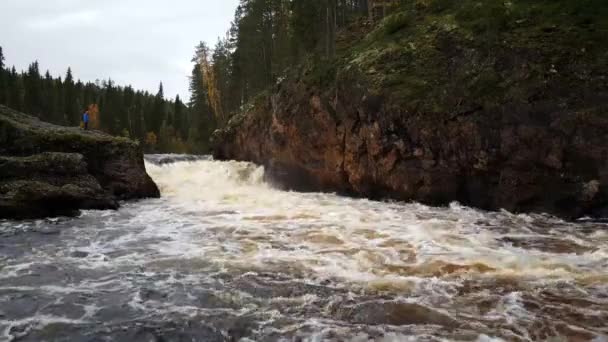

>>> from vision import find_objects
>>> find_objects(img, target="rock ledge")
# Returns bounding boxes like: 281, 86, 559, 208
0, 105, 160, 219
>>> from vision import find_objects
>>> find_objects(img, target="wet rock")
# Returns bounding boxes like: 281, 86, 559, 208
0, 153, 119, 219
214, 79, 608, 220
7, 324, 31, 340
231, 275, 339, 299
338, 301, 458, 327
9, 321, 223, 342
0, 105, 160, 219
581, 180, 601, 202
70, 251, 90, 258
223, 316, 259, 340
40, 303, 86, 320
500, 236, 596, 255
34, 226, 62, 235
94, 305, 140, 323
13, 323, 107, 342
144, 154, 211, 165
150, 323, 224, 342
139, 288, 168, 301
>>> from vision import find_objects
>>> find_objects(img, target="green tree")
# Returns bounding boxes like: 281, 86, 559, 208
9, 68, 25, 111
212, 38, 233, 116
206, 0, 371, 120
41, 70, 59, 124
173, 94, 187, 140
0, 46, 189, 153
188, 60, 217, 151
0, 46, 4, 70
64, 67, 80, 125
0, 46, 7, 105
148, 82, 166, 134
23, 61, 44, 117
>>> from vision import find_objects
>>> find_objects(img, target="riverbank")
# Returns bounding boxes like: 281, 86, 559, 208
213, 0, 608, 219
0, 105, 159, 219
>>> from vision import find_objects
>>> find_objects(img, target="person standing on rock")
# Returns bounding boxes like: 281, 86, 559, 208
82, 109, 90, 130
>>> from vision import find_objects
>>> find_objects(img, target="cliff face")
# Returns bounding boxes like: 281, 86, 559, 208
214, 0, 608, 219
0, 105, 160, 219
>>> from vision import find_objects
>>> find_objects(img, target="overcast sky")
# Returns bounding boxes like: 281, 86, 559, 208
0, 0, 239, 100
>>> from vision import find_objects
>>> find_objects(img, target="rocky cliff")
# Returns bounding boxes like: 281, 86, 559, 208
214, 0, 608, 219
0, 105, 160, 219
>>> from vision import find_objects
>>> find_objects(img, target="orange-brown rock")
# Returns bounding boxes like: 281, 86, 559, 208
213, 3, 608, 220
213, 71, 607, 219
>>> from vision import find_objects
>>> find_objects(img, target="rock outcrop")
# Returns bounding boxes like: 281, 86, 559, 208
0, 105, 160, 219
214, 1, 608, 219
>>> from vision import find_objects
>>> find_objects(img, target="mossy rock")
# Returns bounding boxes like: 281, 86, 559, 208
214, 0, 608, 219
0, 105, 160, 219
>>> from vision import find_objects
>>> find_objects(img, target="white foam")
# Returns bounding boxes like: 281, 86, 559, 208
1, 157, 606, 340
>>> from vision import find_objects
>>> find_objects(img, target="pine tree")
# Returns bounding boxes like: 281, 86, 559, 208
122, 86, 135, 136
0, 46, 6, 105
0, 46, 187, 152
23, 61, 44, 117
41, 70, 58, 123
188, 59, 216, 152
10, 68, 25, 111
157, 82, 164, 99
212, 38, 234, 116
130, 91, 143, 141
205, 0, 369, 121
148, 82, 166, 134
189, 62, 205, 110
173, 94, 186, 139
101, 78, 117, 133
64, 67, 79, 125
0, 46, 4, 70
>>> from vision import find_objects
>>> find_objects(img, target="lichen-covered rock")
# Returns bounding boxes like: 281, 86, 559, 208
214, 1, 608, 219
0, 153, 118, 218
0, 105, 160, 219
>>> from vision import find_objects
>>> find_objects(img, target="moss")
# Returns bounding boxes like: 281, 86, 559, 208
1, 105, 159, 219
378, 11, 414, 36
0, 152, 84, 168
301, 56, 339, 89
330, 0, 608, 115
228, 0, 607, 128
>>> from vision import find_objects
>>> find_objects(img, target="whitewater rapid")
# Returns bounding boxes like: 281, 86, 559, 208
0, 155, 607, 341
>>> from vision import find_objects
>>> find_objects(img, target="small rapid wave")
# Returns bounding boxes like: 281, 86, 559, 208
0, 155, 606, 341
145, 154, 212, 165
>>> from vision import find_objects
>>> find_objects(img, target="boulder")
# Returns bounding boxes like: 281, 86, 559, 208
0, 105, 160, 219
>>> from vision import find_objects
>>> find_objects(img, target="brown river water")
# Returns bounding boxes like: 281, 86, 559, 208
0, 155, 607, 341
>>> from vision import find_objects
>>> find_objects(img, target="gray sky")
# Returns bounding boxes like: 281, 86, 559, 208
0, 0, 239, 100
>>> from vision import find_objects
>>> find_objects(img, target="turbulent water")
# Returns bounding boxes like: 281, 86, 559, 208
1, 155, 607, 341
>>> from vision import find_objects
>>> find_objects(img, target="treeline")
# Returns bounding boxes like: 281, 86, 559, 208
0, 46, 210, 153
0, 1, 384, 153
189, 0, 379, 133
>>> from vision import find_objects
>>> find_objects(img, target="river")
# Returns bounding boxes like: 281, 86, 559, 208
1, 155, 607, 341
